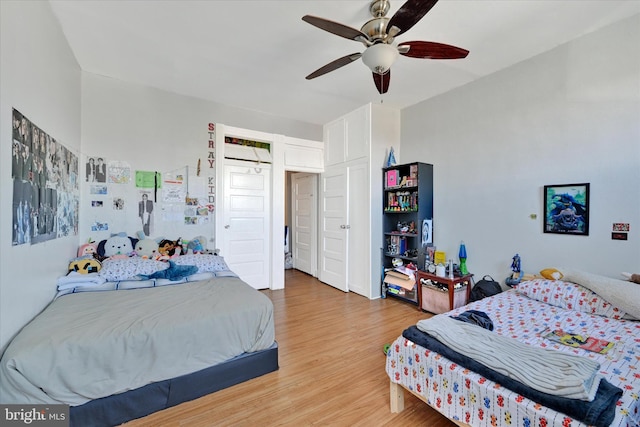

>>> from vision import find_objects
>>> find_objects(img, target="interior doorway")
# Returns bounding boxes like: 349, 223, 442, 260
286, 172, 318, 278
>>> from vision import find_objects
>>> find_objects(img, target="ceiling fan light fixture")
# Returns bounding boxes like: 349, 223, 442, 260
362, 43, 398, 75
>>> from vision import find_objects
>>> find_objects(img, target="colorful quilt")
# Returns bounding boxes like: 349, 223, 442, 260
386, 284, 640, 427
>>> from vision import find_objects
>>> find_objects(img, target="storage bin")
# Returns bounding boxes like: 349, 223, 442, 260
421, 283, 467, 314
386, 283, 418, 303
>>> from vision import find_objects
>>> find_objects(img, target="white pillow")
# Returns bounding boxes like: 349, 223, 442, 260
98, 258, 168, 281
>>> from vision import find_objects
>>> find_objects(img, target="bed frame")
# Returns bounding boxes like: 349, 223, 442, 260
390, 381, 471, 427
70, 342, 278, 427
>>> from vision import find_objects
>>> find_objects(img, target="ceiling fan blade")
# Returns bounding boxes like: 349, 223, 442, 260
398, 41, 469, 59
302, 15, 370, 43
373, 71, 390, 94
306, 53, 362, 80
387, 0, 438, 38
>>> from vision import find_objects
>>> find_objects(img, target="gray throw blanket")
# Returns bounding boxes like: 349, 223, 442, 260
416, 315, 602, 401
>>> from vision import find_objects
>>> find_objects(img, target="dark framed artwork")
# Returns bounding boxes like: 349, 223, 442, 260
543, 183, 590, 236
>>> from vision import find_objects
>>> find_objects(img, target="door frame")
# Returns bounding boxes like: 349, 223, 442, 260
216, 125, 323, 291
290, 172, 318, 277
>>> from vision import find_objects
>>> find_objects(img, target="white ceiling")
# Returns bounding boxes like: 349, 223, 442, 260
49, 0, 640, 126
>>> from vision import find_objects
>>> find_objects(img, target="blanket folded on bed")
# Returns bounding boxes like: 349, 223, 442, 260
417, 315, 601, 400
403, 324, 622, 427
56, 272, 106, 291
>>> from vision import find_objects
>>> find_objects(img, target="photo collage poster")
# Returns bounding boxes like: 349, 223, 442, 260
11, 108, 79, 246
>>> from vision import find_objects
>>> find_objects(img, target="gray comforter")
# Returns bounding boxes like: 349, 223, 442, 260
0, 277, 275, 406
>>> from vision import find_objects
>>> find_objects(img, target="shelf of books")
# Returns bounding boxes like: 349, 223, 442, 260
382, 162, 433, 304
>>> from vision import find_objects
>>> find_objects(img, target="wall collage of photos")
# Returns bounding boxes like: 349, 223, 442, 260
11, 108, 79, 246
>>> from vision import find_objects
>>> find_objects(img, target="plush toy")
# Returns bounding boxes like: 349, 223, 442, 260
138, 260, 197, 281
158, 238, 181, 257
98, 233, 137, 258
77, 240, 98, 257
187, 235, 207, 254
622, 272, 640, 284
540, 268, 564, 280
68, 255, 102, 274
135, 239, 159, 259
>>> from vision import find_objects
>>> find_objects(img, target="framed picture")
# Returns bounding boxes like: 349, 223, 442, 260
543, 183, 590, 236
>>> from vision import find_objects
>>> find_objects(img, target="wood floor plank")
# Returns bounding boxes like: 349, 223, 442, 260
123, 269, 457, 427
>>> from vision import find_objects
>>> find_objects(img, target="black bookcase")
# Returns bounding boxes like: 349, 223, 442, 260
382, 162, 434, 304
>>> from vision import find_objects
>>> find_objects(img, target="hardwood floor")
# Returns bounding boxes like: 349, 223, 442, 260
124, 269, 457, 427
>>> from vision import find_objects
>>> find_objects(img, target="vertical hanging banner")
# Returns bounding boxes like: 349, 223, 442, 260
207, 123, 215, 211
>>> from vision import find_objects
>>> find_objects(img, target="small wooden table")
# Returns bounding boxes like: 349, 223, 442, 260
416, 271, 474, 313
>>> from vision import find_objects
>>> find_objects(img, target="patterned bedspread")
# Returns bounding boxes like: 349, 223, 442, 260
386, 286, 640, 427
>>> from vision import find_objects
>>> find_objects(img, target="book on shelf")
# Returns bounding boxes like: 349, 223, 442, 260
386, 170, 399, 188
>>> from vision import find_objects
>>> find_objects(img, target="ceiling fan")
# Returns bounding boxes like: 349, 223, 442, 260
302, 0, 469, 94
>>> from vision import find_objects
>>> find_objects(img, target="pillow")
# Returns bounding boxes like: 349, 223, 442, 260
515, 278, 626, 319
98, 258, 168, 281
174, 254, 232, 273
540, 268, 563, 280
560, 268, 640, 320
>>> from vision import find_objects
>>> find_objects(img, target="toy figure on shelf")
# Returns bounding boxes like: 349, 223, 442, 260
511, 254, 521, 273
458, 241, 468, 275
506, 253, 523, 287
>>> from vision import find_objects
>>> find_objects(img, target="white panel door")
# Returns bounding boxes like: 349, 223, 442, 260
291, 173, 317, 276
223, 162, 271, 289
346, 162, 369, 297
318, 167, 348, 292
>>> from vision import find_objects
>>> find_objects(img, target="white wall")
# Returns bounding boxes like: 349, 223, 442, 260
80, 73, 321, 247
400, 15, 640, 281
0, 3, 322, 353
0, 1, 82, 352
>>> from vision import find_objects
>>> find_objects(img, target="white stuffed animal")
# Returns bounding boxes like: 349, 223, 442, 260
135, 239, 159, 259
98, 233, 136, 258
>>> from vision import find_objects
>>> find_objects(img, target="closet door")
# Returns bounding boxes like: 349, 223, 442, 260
345, 161, 369, 297
222, 160, 271, 289
318, 166, 348, 292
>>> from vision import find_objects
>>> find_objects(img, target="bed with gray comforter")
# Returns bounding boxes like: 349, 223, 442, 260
0, 276, 276, 414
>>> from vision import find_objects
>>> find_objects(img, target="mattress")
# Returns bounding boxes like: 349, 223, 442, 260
386, 287, 640, 427
0, 276, 275, 406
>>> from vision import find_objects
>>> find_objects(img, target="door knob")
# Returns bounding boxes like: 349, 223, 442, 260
225, 225, 230, 229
